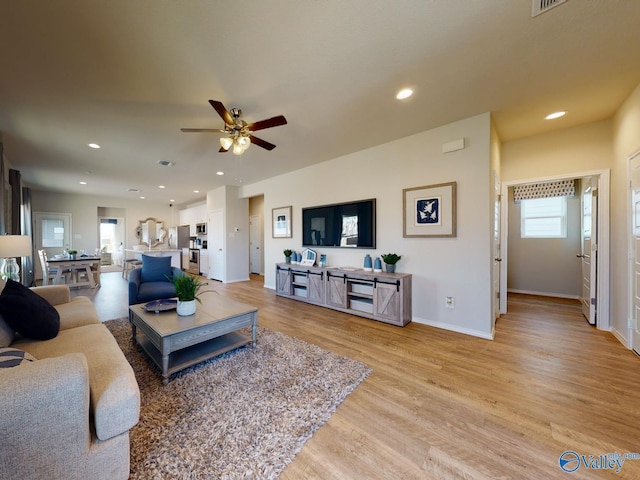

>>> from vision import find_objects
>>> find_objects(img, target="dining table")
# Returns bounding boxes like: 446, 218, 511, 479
47, 256, 101, 288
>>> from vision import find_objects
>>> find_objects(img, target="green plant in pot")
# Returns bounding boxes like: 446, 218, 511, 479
381, 253, 401, 273
169, 273, 208, 316
67, 249, 78, 260
283, 249, 293, 264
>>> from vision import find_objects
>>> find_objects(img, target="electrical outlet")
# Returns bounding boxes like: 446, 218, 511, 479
446, 296, 455, 309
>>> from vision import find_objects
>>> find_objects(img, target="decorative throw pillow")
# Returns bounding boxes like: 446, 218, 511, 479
0, 314, 15, 347
0, 347, 36, 368
0, 279, 60, 340
141, 254, 172, 283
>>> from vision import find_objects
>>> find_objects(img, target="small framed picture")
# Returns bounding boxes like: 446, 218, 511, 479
403, 182, 456, 237
272, 206, 292, 238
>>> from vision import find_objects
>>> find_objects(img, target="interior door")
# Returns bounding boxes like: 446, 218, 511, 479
249, 214, 262, 275
33, 212, 71, 280
630, 154, 640, 354
209, 209, 224, 281
580, 180, 597, 324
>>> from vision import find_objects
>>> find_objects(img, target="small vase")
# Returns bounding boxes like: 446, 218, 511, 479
285, 256, 291, 264
363, 254, 372, 271
374, 257, 382, 272
385, 264, 396, 273
177, 299, 196, 316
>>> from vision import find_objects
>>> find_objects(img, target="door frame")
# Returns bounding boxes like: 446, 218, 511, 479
499, 169, 610, 331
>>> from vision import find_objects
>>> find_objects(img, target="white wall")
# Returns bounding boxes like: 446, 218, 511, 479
31, 190, 173, 252
612, 82, 640, 345
242, 113, 495, 338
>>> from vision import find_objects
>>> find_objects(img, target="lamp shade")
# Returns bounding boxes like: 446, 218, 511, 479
0, 235, 32, 257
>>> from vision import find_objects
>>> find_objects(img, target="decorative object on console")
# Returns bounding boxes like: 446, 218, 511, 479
373, 257, 382, 272
283, 249, 292, 264
272, 206, 292, 238
0, 235, 32, 282
169, 273, 209, 316
363, 254, 373, 271
300, 248, 317, 266
319, 254, 327, 267
403, 181, 457, 238
381, 253, 401, 273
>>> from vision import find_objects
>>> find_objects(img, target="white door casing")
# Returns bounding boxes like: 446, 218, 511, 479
629, 152, 640, 354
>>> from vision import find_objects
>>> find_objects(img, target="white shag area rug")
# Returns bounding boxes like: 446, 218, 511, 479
105, 318, 371, 480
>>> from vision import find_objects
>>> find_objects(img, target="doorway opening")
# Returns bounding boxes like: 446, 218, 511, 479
500, 169, 610, 331
97, 207, 126, 269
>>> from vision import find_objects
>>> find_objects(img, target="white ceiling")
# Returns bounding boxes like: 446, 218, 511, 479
1, 0, 639, 205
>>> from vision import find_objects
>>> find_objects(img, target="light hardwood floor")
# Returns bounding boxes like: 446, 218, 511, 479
78, 273, 640, 479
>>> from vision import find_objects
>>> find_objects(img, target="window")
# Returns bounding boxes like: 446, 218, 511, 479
521, 196, 567, 238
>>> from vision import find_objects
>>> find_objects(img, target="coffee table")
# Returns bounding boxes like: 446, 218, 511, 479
128, 293, 258, 385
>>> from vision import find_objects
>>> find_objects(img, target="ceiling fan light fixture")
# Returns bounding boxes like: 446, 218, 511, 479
220, 137, 234, 150
232, 142, 245, 155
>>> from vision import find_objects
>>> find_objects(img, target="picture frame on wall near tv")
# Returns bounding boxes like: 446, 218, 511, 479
302, 199, 376, 248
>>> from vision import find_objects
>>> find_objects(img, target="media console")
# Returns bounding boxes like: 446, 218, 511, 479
275, 263, 412, 326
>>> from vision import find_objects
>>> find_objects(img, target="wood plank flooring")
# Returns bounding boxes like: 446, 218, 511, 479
79, 273, 640, 479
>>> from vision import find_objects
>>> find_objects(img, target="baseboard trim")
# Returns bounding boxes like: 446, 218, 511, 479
412, 317, 495, 340
507, 289, 580, 300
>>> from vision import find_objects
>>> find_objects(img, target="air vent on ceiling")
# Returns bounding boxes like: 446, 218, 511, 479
532, 0, 566, 17
127, 188, 141, 193
157, 160, 175, 167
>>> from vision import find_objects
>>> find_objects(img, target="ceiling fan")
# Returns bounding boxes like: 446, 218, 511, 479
181, 100, 287, 155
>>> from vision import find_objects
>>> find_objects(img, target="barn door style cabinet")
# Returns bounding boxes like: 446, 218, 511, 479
275, 263, 412, 326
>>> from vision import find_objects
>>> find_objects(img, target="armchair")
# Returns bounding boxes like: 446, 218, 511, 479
128, 254, 184, 305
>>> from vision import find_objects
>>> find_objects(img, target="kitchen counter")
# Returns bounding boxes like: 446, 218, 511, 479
125, 248, 182, 269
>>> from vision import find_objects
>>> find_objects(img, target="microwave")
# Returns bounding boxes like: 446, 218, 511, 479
196, 222, 206, 235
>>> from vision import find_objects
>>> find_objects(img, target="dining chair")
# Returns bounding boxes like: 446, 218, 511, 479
37, 249, 69, 285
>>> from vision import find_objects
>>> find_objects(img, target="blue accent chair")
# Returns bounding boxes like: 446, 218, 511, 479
128, 254, 185, 305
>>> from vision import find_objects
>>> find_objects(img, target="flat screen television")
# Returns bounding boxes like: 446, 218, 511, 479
302, 199, 376, 248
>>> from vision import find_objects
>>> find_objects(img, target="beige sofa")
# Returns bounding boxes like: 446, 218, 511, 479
0, 283, 140, 480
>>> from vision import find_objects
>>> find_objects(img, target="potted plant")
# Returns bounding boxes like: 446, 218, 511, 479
67, 249, 78, 260
381, 253, 401, 273
169, 274, 208, 316
283, 249, 293, 264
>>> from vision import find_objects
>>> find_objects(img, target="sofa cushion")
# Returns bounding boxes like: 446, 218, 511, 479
0, 315, 14, 347
0, 347, 36, 368
141, 255, 172, 283
0, 280, 60, 340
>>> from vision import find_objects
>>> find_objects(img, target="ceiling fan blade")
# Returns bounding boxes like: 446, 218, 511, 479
219, 145, 230, 153
250, 135, 276, 151
248, 115, 287, 132
209, 100, 234, 125
181, 128, 227, 133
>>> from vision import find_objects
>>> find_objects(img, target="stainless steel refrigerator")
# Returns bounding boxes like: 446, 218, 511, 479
168, 225, 191, 269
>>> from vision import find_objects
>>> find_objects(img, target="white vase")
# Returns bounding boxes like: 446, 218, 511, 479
177, 299, 196, 316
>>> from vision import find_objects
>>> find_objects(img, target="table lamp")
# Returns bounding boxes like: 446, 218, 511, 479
0, 235, 32, 282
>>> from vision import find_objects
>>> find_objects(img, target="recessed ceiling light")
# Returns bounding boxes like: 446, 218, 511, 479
88, 143, 101, 149
545, 111, 566, 120
79, 181, 87, 185
396, 88, 413, 100
216, 171, 224, 176
170, 199, 175, 202
193, 190, 200, 194
139, 196, 145, 199
159, 185, 165, 189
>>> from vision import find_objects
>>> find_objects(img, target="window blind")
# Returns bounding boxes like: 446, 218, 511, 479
513, 179, 575, 202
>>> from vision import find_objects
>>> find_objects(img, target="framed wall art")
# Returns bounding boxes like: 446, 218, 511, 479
403, 181, 457, 238
272, 205, 292, 238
